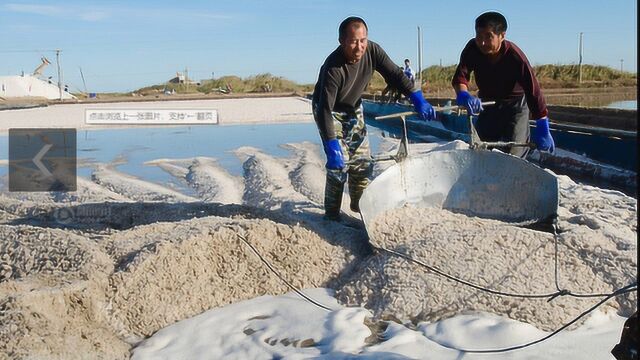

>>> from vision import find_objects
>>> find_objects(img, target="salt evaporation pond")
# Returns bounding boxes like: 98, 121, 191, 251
0, 121, 396, 192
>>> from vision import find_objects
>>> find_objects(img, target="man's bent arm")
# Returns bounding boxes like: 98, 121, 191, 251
518, 60, 548, 119
372, 44, 416, 95
452, 41, 475, 94
315, 70, 340, 141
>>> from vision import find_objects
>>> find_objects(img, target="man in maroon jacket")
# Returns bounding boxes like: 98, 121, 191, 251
452, 11, 555, 157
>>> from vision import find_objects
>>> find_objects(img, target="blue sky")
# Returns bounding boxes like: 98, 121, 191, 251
1, 0, 636, 92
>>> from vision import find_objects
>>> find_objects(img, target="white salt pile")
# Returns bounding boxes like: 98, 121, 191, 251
0, 135, 636, 358
130, 289, 631, 359
336, 190, 636, 331
0, 140, 369, 359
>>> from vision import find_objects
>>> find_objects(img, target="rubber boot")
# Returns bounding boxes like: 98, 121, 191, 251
324, 170, 345, 221
348, 171, 370, 213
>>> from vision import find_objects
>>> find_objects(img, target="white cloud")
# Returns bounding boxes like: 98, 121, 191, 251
133, 8, 233, 21
2, 3, 233, 23
3, 3, 64, 16
2, 3, 110, 22
190, 12, 233, 20
79, 10, 110, 22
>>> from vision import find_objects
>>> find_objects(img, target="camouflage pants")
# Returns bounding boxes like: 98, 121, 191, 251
322, 105, 373, 216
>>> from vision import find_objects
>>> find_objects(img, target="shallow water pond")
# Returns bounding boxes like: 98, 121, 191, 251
0, 120, 401, 192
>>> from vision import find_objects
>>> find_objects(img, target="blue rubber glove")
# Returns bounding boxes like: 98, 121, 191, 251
533, 117, 555, 153
323, 139, 345, 170
408, 90, 436, 121
456, 90, 483, 115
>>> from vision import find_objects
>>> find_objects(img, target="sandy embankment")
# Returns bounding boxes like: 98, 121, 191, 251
0, 96, 313, 133
0, 98, 636, 358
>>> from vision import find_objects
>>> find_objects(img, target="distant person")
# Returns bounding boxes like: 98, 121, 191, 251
312, 16, 436, 221
403, 58, 415, 86
452, 11, 554, 157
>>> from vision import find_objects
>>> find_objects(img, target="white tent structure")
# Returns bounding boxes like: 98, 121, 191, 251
0, 75, 76, 100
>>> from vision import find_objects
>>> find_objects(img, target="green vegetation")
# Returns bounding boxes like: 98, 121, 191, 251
198, 73, 313, 94
131, 73, 313, 96
533, 64, 637, 88
134, 82, 201, 96
367, 64, 636, 94
121, 65, 634, 98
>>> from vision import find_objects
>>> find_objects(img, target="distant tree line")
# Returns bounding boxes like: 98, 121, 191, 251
133, 73, 313, 96
367, 64, 637, 94
126, 65, 635, 97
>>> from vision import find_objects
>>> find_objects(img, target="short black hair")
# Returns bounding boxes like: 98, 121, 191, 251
475, 11, 507, 34
339, 16, 368, 41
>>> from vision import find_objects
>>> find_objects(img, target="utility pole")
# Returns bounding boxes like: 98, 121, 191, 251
79, 66, 88, 94
55, 49, 62, 100
185, 67, 189, 92
439, 58, 442, 67
620, 59, 624, 72
417, 26, 423, 87
578, 32, 583, 84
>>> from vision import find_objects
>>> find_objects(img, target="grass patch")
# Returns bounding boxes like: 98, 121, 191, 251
92, 65, 634, 98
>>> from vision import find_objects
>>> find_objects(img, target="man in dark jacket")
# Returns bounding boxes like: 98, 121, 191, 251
313, 16, 436, 221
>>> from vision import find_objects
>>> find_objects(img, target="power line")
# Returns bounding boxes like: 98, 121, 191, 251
0, 49, 61, 53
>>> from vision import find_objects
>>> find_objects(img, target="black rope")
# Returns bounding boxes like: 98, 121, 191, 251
378, 246, 561, 299
553, 219, 563, 293
378, 232, 637, 353
378, 216, 626, 300
551, 219, 622, 299
379, 245, 634, 301
235, 232, 334, 312
426, 283, 637, 354
227, 223, 635, 354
